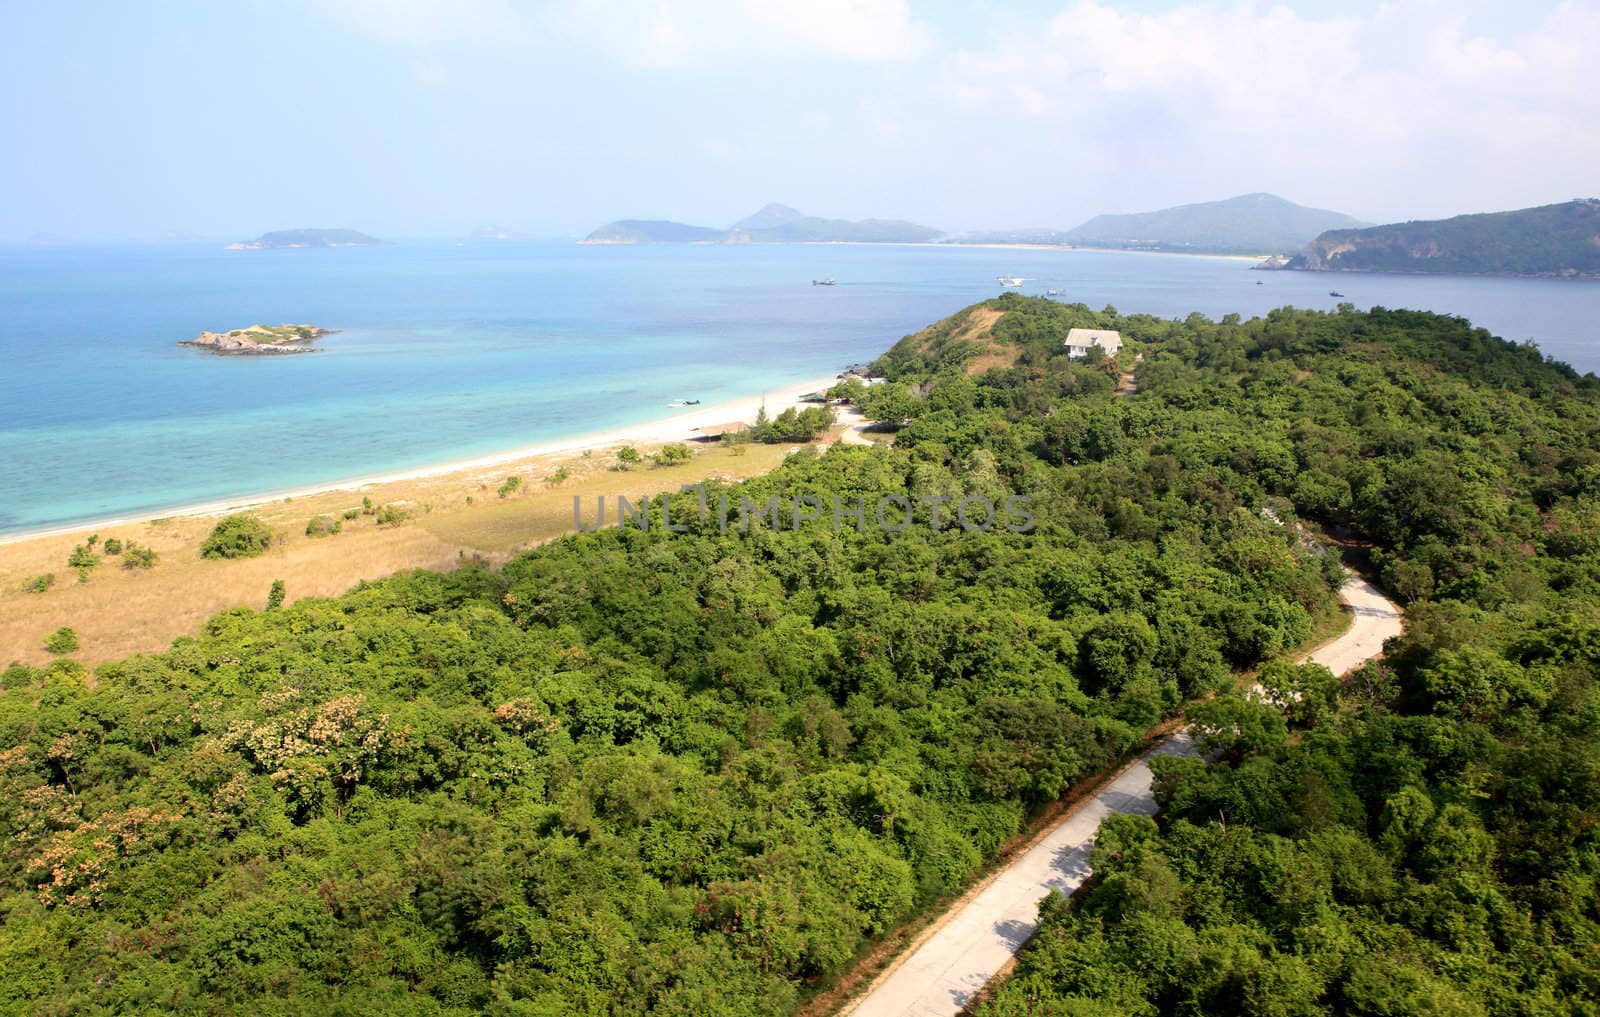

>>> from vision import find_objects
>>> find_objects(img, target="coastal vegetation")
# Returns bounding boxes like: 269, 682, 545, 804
1, 295, 1597, 1015
648, 442, 694, 466
42, 626, 78, 655
199, 515, 273, 560
1277, 198, 1600, 278
305, 515, 342, 538
121, 542, 158, 570
748, 404, 836, 444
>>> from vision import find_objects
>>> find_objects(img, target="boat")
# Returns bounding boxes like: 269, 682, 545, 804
1329, 291, 1345, 298
997, 275, 1024, 287
812, 278, 836, 286
1044, 288, 1066, 297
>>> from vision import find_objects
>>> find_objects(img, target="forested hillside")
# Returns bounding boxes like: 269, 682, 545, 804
4, 295, 1597, 1015
1284, 198, 1600, 278
966, 299, 1600, 1015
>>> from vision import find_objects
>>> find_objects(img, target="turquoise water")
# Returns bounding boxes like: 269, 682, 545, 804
2, 240, 1597, 534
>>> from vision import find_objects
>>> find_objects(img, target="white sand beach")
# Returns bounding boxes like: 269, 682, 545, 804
0, 372, 845, 547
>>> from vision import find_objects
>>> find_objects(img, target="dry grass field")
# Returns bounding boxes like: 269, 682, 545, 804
0, 437, 808, 669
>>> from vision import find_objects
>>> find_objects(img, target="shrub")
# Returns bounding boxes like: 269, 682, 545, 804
266, 579, 286, 611
305, 515, 342, 538
122, 543, 159, 570
66, 543, 99, 572
200, 515, 272, 559
651, 443, 693, 467
615, 446, 641, 470
498, 476, 523, 498
44, 627, 79, 655
102, 537, 123, 555
361, 496, 375, 516
547, 466, 570, 486
28, 573, 55, 594
375, 504, 414, 527
342, 508, 361, 521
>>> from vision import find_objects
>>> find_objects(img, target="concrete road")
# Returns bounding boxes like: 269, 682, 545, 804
842, 571, 1402, 1017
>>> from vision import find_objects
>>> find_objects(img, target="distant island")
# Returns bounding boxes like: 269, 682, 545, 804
1264, 199, 1600, 279
961, 193, 1366, 255
583, 202, 942, 245
178, 323, 333, 354
226, 228, 386, 250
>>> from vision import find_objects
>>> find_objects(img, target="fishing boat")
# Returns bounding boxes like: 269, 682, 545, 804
812, 277, 836, 286
997, 275, 1024, 287
1329, 291, 1345, 298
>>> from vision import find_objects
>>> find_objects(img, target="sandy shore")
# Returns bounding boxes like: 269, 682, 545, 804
0, 372, 844, 547
1, 370, 873, 666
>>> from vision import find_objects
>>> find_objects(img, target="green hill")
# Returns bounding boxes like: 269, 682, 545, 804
1062, 193, 1367, 254
1284, 198, 1600, 278
580, 219, 725, 244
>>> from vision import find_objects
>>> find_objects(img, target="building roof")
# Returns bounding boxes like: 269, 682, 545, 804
1065, 328, 1123, 349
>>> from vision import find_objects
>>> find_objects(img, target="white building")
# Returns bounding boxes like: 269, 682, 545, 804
1064, 328, 1124, 359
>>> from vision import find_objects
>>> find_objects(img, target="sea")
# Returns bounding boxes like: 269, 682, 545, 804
2, 240, 1598, 536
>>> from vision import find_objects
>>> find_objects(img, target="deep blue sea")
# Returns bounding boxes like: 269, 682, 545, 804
2, 240, 1598, 535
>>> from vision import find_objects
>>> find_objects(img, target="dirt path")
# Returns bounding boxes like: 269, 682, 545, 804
841, 569, 1403, 1017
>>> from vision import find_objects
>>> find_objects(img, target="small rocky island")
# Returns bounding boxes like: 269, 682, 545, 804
179, 323, 333, 355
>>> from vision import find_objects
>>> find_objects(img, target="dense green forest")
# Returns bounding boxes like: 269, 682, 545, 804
1286, 198, 1600, 278
4, 295, 1598, 1014
959, 299, 1600, 1015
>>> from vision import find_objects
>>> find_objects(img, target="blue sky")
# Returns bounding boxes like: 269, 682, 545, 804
2, 0, 1595, 242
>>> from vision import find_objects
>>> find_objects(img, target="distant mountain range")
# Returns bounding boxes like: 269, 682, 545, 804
583, 203, 943, 245
226, 228, 386, 250
1270, 199, 1600, 279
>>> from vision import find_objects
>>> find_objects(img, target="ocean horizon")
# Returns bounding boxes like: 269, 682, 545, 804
2, 239, 1598, 536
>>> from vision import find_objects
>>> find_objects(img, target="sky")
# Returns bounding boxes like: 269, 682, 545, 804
2, 0, 1596, 242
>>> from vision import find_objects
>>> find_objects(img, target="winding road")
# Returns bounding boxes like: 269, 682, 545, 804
842, 570, 1403, 1017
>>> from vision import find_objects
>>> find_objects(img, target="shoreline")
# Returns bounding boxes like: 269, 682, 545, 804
0, 371, 844, 547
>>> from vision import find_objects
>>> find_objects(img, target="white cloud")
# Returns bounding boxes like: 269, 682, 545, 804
569, 0, 928, 67
313, 0, 534, 46
933, 1, 1600, 221
315, 0, 927, 65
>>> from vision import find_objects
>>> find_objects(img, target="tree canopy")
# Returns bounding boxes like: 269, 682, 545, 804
5, 296, 1598, 1014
